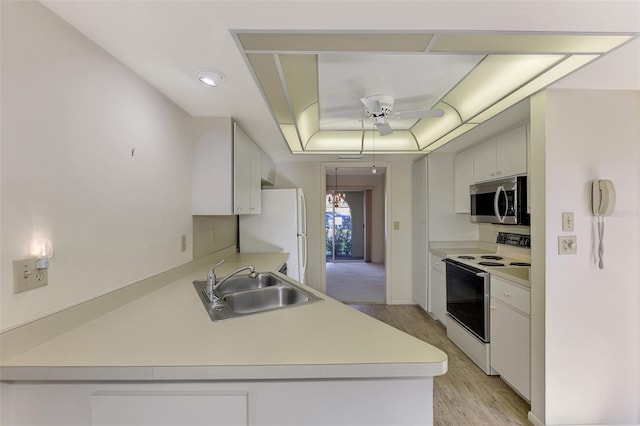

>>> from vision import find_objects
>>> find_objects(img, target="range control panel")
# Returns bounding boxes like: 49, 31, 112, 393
496, 232, 531, 248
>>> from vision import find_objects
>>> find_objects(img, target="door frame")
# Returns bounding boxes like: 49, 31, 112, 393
319, 162, 391, 304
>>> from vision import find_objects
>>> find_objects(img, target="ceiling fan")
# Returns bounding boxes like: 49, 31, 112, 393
360, 94, 444, 136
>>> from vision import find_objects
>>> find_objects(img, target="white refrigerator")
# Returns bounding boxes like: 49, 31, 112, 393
239, 188, 307, 283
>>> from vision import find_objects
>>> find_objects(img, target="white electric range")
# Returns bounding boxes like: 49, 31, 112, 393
443, 232, 530, 375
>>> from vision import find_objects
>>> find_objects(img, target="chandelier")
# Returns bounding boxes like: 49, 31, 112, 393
327, 167, 346, 208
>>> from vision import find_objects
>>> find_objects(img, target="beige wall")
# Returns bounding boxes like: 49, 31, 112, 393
192, 216, 237, 260
532, 89, 640, 425
528, 38, 640, 426
1, 2, 194, 330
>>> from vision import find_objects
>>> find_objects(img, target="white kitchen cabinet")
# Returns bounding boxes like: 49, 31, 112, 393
261, 151, 275, 185
191, 118, 262, 215
490, 275, 530, 401
411, 158, 428, 311
92, 392, 247, 426
454, 148, 474, 213
428, 253, 447, 325
233, 122, 261, 214
473, 124, 527, 182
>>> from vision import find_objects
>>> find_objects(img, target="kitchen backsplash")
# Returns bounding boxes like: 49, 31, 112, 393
193, 215, 237, 259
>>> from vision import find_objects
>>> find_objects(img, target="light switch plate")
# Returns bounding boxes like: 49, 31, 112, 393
393, 221, 400, 230
562, 212, 574, 232
14, 258, 48, 294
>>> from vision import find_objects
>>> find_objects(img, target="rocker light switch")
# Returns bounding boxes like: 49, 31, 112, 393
562, 212, 574, 232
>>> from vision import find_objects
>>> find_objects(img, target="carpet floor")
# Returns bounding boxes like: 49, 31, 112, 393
325, 261, 386, 304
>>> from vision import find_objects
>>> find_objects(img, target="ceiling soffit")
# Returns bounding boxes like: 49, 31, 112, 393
236, 32, 635, 154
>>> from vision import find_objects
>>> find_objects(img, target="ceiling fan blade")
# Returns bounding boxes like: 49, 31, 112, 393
374, 120, 393, 136
360, 97, 381, 113
392, 108, 445, 120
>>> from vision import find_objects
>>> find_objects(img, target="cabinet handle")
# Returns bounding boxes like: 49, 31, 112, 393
503, 291, 511, 297
496, 170, 502, 175
490, 306, 496, 311
490, 172, 495, 176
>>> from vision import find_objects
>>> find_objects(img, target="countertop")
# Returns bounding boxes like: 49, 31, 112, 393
1, 252, 448, 381
429, 246, 494, 258
488, 267, 530, 288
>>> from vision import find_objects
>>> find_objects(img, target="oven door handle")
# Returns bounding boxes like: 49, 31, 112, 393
494, 185, 507, 223
444, 259, 488, 277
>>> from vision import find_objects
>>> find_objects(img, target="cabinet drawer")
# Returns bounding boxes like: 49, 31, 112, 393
491, 276, 530, 314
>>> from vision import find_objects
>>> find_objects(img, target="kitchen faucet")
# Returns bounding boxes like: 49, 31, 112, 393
205, 259, 258, 302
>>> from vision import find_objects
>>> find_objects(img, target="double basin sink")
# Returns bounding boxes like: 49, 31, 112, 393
193, 272, 322, 321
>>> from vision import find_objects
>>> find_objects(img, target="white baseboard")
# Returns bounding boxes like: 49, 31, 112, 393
528, 411, 544, 426
389, 299, 417, 305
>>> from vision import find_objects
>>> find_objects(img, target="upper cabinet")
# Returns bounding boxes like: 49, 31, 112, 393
233, 123, 262, 214
473, 125, 528, 183
454, 148, 474, 213
192, 118, 262, 215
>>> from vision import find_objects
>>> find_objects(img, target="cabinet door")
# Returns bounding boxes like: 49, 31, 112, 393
496, 125, 527, 178
192, 118, 234, 215
233, 125, 252, 214
92, 393, 247, 426
490, 299, 530, 400
454, 149, 474, 213
411, 159, 428, 311
249, 143, 262, 213
428, 254, 447, 325
473, 139, 497, 182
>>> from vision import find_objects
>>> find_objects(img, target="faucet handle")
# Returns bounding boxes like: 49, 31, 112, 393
208, 259, 225, 281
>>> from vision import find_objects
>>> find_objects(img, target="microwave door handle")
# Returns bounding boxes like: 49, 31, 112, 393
494, 186, 506, 223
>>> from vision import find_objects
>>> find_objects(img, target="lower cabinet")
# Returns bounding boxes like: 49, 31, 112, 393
429, 253, 447, 325
4, 378, 435, 425
490, 276, 531, 401
92, 392, 247, 426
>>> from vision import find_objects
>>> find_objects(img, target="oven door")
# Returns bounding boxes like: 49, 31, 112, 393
445, 259, 490, 343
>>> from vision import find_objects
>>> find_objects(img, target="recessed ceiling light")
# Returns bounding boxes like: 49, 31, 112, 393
196, 70, 224, 87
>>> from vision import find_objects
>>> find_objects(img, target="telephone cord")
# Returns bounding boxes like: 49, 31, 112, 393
597, 216, 605, 270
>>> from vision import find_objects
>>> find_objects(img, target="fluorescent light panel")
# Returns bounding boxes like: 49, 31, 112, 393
240, 31, 636, 154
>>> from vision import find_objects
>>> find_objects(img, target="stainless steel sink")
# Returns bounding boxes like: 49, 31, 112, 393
223, 285, 312, 314
193, 272, 321, 321
215, 273, 281, 295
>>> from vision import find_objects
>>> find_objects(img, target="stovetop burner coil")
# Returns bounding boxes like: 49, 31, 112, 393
478, 261, 505, 266
458, 255, 476, 260
480, 255, 503, 260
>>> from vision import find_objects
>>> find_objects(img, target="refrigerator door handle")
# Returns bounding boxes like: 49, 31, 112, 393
301, 234, 307, 270
298, 190, 307, 235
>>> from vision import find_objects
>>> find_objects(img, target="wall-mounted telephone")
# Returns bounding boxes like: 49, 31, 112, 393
591, 179, 616, 216
591, 179, 615, 270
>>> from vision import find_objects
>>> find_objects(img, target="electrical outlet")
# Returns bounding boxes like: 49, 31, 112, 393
181, 234, 187, 252
558, 236, 577, 255
14, 258, 48, 294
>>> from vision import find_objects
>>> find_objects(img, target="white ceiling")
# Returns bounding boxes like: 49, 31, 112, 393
39, 0, 640, 162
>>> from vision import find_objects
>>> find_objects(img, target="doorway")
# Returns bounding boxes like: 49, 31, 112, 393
324, 167, 386, 304
326, 191, 364, 261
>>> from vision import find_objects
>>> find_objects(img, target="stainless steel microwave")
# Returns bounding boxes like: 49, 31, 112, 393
470, 176, 530, 225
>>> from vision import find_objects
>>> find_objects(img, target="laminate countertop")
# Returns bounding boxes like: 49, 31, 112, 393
1, 252, 448, 382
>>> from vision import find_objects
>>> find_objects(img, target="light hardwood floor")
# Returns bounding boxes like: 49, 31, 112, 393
350, 304, 530, 426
